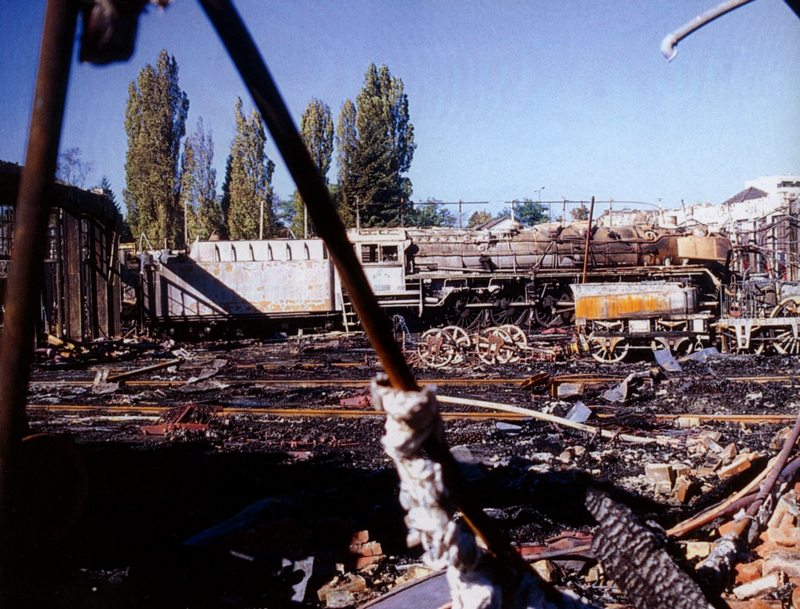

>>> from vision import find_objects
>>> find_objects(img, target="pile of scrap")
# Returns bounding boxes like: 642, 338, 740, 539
141, 404, 221, 436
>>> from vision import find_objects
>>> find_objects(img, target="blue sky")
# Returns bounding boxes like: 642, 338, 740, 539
1, 0, 799, 219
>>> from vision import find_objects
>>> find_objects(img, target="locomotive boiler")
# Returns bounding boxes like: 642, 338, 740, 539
138, 221, 732, 342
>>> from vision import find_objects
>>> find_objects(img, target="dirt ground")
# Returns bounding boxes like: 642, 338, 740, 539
14, 333, 800, 608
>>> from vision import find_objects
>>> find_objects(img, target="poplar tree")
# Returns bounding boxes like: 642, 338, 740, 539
337, 64, 416, 227
226, 97, 275, 240
336, 99, 359, 226
123, 49, 189, 248
181, 118, 221, 241
291, 98, 334, 237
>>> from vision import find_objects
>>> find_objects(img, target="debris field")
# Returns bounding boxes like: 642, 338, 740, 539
20, 333, 800, 608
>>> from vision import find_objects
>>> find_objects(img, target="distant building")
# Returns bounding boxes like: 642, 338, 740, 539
595, 175, 800, 280
474, 215, 521, 232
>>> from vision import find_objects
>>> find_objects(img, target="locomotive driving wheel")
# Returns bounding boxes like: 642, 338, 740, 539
442, 325, 471, 364
534, 288, 574, 328
475, 327, 516, 365
588, 333, 630, 363
501, 324, 527, 363
770, 298, 800, 355
444, 292, 483, 331
417, 328, 456, 367
489, 291, 529, 326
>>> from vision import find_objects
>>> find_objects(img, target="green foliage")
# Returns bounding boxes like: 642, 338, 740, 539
407, 199, 456, 228
123, 49, 189, 248
300, 99, 334, 183
468, 210, 493, 228
181, 118, 221, 241
56, 147, 93, 188
293, 98, 335, 238
571, 202, 590, 221
226, 97, 275, 240
336, 64, 415, 227
99, 176, 133, 241
498, 199, 548, 226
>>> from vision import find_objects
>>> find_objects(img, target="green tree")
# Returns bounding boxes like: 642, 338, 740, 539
123, 49, 189, 248
497, 199, 547, 226
337, 64, 415, 227
181, 118, 221, 241
336, 99, 359, 226
226, 97, 275, 240
291, 99, 334, 237
468, 210, 493, 228
407, 199, 456, 228
98, 175, 133, 241
56, 147, 93, 188
570, 202, 590, 221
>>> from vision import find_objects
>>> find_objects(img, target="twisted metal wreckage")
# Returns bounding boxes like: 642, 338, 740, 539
1, 0, 799, 607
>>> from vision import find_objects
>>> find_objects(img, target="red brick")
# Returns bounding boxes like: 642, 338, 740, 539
355, 554, 384, 569
350, 530, 369, 545
735, 560, 763, 584
349, 541, 383, 557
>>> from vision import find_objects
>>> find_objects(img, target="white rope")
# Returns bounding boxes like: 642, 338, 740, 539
373, 375, 600, 609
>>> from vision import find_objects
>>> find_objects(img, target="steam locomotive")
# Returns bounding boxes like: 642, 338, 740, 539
139, 221, 733, 355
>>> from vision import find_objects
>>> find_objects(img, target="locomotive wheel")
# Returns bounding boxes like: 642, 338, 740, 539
651, 336, 694, 357
501, 324, 527, 363
650, 337, 671, 354
719, 328, 742, 354
589, 333, 630, 363
442, 326, 471, 364
417, 328, 455, 367
444, 292, 483, 331
769, 298, 800, 355
475, 328, 516, 365
534, 289, 573, 328
489, 292, 529, 326
774, 327, 800, 355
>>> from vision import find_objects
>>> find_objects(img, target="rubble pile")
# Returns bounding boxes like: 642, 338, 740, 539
19, 335, 800, 608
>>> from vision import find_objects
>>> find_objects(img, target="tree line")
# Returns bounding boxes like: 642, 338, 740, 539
60, 49, 556, 248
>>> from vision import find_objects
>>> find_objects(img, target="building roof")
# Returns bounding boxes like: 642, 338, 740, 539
722, 186, 768, 206
475, 215, 523, 231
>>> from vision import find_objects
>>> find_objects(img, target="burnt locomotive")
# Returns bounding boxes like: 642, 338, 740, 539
139, 221, 732, 356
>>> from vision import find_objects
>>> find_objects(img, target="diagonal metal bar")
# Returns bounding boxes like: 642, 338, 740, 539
198, 0, 416, 393
197, 0, 539, 590
0, 0, 79, 600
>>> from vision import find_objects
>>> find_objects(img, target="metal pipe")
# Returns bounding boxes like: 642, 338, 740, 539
661, 0, 756, 61
0, 0, 79, 599
198, 0, 415, 392
581, 197, 595, 283
197, 0, 538, 589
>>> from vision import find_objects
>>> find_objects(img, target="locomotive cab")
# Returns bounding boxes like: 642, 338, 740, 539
348, 229, 412, 296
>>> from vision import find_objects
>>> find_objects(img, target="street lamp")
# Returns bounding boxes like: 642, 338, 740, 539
534, 186, 546, 221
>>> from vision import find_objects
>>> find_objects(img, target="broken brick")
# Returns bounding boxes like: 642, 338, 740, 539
350, 530, 369, 545
734, 560, 763, 584
355, 554, 384, 569
717, 454, 755, 480
349, 541, 383, 557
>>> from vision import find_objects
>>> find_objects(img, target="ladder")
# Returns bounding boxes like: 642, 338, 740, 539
338, 286, 360, 333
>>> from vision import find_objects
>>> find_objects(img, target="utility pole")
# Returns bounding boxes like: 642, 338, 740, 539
259, 197, 265, 239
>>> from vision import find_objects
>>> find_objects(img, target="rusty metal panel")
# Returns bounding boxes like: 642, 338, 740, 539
572, 282, 697, 322
676, 236, 731, 262
156, 257, 336, 317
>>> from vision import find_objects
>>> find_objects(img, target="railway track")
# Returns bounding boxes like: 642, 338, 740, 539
26, 403, 798, 425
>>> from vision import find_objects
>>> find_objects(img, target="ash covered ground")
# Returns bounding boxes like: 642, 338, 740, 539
16, 334, 800, 608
